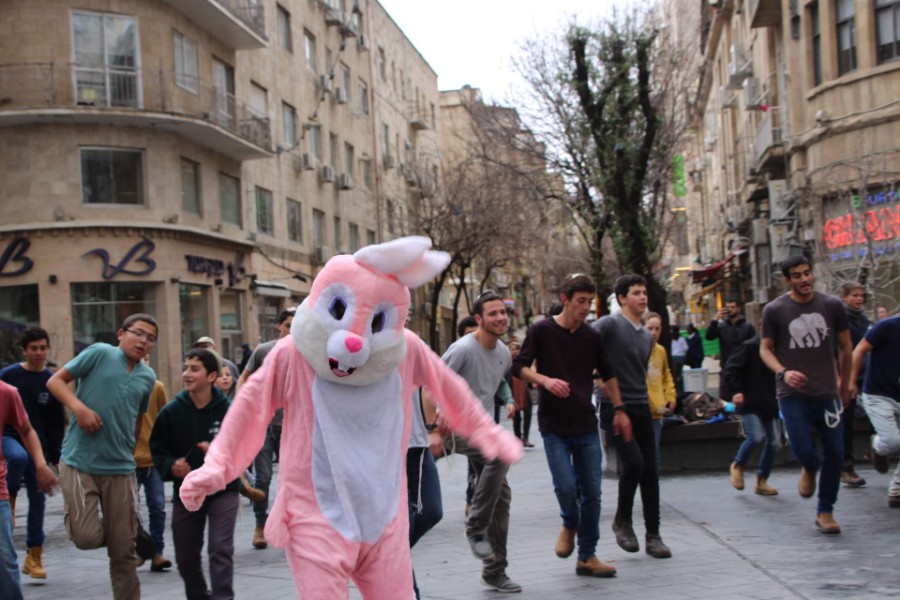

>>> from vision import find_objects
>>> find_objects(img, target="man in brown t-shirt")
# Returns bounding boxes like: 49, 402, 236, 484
760, 256, 852, 534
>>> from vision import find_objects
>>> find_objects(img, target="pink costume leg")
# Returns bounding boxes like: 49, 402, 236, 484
351, 515, 416, 600
284, 524, 355, 600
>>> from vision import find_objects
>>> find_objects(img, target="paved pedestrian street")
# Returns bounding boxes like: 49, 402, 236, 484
14, 426, 900, 599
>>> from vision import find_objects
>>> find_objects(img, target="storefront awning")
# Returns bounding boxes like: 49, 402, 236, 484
252, 280, 292, 298
690, 254, 736, 284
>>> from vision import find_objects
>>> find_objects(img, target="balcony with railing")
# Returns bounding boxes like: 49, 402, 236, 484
160, 0, 267, 49
749, 107, 786, 175
0, 63, 272, 160
750, 0, 782, 29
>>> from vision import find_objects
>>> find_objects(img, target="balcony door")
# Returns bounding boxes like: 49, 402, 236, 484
72, 11, 140, 108
214, 59, 236, 128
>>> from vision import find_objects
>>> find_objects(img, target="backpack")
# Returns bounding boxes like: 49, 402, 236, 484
681, 392, 725, 422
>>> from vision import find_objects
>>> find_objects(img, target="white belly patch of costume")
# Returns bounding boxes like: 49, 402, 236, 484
312, 371, 404, 542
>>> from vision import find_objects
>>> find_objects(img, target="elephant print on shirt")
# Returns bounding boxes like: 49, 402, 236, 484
788, 313, 829, 349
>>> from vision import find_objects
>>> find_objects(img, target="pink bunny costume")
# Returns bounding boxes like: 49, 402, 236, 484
180, 236, 523, 599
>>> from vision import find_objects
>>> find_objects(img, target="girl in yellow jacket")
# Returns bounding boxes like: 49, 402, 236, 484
644, 313, 676, 468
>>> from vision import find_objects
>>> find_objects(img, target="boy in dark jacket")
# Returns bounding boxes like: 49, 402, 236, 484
150, 349, 239, 600
724, 335, 781, 496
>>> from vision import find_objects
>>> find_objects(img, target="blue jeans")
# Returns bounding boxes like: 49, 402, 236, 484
542, 431, 602, 561
780, 396, 844, 514
2, 436, 46, 547
135, 466, 167, 556
651, 419, 663, 468
0, 500, 23, 600
407, 447, 442, 600
734, 415, 781, 480
252, 424, 282, 527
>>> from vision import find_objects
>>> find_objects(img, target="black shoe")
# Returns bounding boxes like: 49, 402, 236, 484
466, 531, 495, 560
645, 534, 672, 559
612, 518, 639, 553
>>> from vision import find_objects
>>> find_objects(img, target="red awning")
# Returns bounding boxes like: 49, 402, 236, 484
691, 253, 735, 284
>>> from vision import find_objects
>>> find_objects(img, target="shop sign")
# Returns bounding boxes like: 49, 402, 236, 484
0, 238, 34, 277
822, 202, 900, 261
185, 252, 246, 288
83, 239, 157, 279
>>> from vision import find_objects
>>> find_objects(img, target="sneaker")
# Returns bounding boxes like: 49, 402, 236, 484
150, 554, 172, 572
480, 573, 522, 593
869, 436, 889, 473
611, 518, 639, 553
575, 556, 617, 577
555, 526, 576, 558
841, 467, 866, 488
755, 477, 779, 496
252, 526, 268, 549
645, 534, 672, 559
730, 462, 745, 491
798, 467, 816, 498
466, 531, 495, 560
889, 496, 900, 508
815, 513, 841, 534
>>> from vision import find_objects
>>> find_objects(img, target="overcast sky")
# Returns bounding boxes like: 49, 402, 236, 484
377, 0, 629, 103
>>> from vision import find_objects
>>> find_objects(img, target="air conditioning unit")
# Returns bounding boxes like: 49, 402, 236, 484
335, 87, 349, 104
324, 7, 343, 26
727, 44, 753, 89
314, 245, 331, 265
769, 222, 792, 262
357, 35, 368, 50
768, 179, 791, 220
751, 218, 769, 245
383, 154, 395, 169
317, 75, 333, 93
743, 77, 763, 109
300, 153, 317, 171
337, 173, 353, 189
719, 86, 737, 109
319, 165, 335, 183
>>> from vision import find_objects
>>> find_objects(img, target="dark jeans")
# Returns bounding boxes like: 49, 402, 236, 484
513, 403, 533, 441
541, 431, 602, 561
601, 403, 660, 536
2, 436, 46, 547
407, 447, 443, 599
842, 397, 858, 467
779, 396, 844, 514
172, 491, 239, 600
252, 424, 282, 528
135, 466, 166, 555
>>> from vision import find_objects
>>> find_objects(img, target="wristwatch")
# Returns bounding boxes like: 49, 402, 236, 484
613, 404, 627, 413
776, 369, 787, 382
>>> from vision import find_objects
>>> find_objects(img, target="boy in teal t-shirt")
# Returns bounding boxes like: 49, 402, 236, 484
47, 313, 158, 600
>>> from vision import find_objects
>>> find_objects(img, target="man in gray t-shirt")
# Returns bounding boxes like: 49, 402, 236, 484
760, 256, 852, 534
440, 290, 521, 593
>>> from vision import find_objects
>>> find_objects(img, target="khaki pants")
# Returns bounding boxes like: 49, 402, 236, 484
59, 461, 140, 600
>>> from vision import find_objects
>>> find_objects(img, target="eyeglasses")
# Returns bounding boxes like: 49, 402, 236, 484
125, 328, 158, 344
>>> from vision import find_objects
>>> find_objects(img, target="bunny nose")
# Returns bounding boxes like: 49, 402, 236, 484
345, 336, 363, 353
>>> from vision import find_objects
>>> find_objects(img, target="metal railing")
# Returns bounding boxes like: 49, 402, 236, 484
218, 0, 267, 39
752, 106, 784, 166
0, 62, 271, 151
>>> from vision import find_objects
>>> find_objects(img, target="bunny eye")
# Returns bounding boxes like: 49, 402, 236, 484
371, 311, 386, 333
329, 297, 347, 321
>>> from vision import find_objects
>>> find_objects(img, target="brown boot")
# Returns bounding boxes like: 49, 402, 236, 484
815, 513, 841, 534
555, 526, 576, 558
22, 546, 47, 579
729, 462, 745, 491
798, 467, 816, 498
755, 477, 779, 496
575, 556, 617, 577
252, 526, 268, 549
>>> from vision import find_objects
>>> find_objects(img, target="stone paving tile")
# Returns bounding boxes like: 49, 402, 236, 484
13, 422, 900, 599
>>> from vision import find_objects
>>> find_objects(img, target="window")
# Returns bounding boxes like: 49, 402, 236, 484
362, 158, 372, 189
287, 198, 303, 242
219, 173, 241, 226
359, 79, 369, 114
334, 217, 342, 252
72, 11, 140, 107
349, 223, 360, 252
181, 158, 200, 214
382, 123, 390, 155
313, 209, 326, 248
340, 63, 351, 97
366, 229, 376, 246
810, 2, 822, 85
309, 125, 322, 161
386, 199, 395, 233
330, 133, 339, 169
173, 31, 198, 93
344, 143, 354, 177
256, 186, 274, 235
282, 102, 297, 147
835, 0, 857, 75
81, 148, 143, 205
71, 282, 155, 354
876, 0, 900, 63
276, 4, 292, 52
0, 285, 40, 366
304, 30, 317, 72
214, 60, 235, 126
179, 284, 209, 359
377, 47, 386, 80
250, 82, 267, 118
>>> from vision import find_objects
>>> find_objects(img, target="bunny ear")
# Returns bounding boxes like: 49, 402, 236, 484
394, 250, 451, 288
354, 236, 432, 275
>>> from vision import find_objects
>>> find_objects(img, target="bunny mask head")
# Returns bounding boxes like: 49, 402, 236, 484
292, 236, 450, 387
